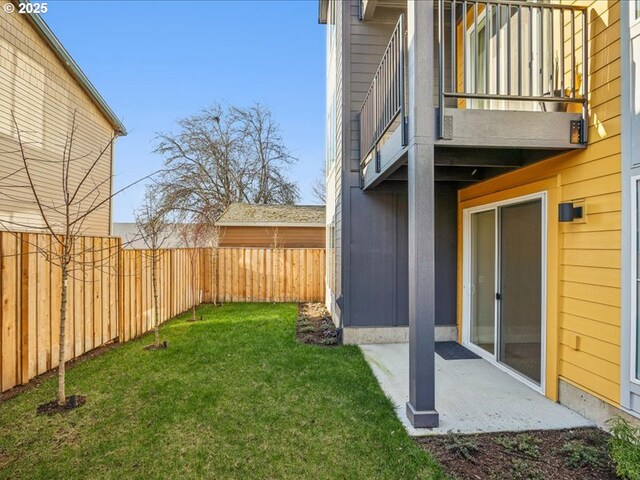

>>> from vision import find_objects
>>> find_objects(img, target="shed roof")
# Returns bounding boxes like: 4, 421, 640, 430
216, 203, 325, 227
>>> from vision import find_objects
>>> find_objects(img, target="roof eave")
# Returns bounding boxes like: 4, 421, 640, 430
22, 8, 127, 136
216, 222, 326, 228
318, 0, 329, 24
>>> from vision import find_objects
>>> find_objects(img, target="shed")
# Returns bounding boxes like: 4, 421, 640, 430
216, 203, 325, 248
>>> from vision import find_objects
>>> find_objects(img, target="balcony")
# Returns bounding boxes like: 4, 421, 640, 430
359, 14, 407, 188
359, 0, 589, 189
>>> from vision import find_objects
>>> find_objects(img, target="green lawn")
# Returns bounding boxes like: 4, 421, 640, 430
0, 303, 443, 479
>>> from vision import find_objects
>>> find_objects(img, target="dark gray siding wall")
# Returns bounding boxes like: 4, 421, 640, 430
347, 184, 408, 327
435, 183, 458, 326
344, 181, 457, 328
338, 1, 458, 328
341, 1, 405, 327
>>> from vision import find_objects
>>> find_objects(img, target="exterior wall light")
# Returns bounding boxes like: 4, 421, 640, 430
558, 202, 584, 222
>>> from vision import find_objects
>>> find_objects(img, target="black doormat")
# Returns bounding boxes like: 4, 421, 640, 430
435, 341, 480, 360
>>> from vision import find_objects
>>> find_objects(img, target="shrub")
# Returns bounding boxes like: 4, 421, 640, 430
560, 439, 606, 469
444, 433, 479, 462
511, 458, 543, 480
607, 417, 640, 480
495, 433, 540, 459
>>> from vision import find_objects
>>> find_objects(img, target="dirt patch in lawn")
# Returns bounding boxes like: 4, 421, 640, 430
36, 395, 87, 415
0, 341, 119, 404
417, 428, 619, 480
144, 341, 169, 351
296, 303, 340, 346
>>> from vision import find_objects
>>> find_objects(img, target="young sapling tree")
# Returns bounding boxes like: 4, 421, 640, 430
2, 112, 155, 408
134, 187, 173, 348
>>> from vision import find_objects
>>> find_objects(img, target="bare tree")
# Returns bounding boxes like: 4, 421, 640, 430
134, 187, 173, 348
177, 221, 211, 322
155, 102, 300, 223
311, 165, 326, 204
1, 112, 154, 407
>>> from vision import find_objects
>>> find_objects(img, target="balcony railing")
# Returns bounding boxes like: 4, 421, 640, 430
359, 14, 406, 169
438, 0, 588, 141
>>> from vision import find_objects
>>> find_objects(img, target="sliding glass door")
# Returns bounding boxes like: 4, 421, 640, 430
467, 197, 544, 388
499, 201, 542, 385
470, 210, 496, 354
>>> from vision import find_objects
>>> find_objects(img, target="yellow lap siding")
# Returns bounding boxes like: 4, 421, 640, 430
560, 362, 620, 405
457, 0, 622, 407
562, 265, 621, 289
563, 248, 620, 268
562, 281, 621, 307
562, 230, 621, 250
559, 330, 620, 363
561, 313, 620, 345
561, 297, 620, 326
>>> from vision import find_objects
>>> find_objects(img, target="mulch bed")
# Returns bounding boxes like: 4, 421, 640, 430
417, 427, 619, 480
296, 303, 340, 346
0, 342, 119, 404
36, 395, 86, 416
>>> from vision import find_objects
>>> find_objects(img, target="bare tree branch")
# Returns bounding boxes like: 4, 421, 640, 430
156, 102, 300, 223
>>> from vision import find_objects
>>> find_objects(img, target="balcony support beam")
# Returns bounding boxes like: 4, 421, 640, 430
406, 0, 439, 429
361, 0, 378, 21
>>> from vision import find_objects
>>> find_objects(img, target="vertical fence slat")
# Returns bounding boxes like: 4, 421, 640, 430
2, 234, 18, 390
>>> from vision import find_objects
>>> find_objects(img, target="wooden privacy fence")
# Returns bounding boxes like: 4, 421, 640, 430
118, 248, 325, 341
0, 232, 325, 392
0, 233, 120, 393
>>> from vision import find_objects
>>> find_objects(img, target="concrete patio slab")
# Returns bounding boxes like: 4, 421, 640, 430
361, 343, 594, 436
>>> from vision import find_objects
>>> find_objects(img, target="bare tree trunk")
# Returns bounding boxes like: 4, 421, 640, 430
152, 250, 160, 346
212, 248, 218, 306
191, 251, 197, 322
57, 254, 70, 406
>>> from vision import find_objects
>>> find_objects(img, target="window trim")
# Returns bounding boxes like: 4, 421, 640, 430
631, 175, 640, 386
632, 0, 640, 31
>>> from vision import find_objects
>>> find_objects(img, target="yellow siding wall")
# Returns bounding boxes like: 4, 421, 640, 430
457, 0, 621, 406
0, 12, 116, 236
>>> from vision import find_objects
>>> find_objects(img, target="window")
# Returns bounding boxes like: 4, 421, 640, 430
0, 39, 15, 136
636, 0, 640, 20
325, 0, 338, 170
327, 219, 335, 293
466, 17, 487, 108
634, 179, 640, 382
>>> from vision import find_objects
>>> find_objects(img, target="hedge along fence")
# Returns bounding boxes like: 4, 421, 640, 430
0, 231, 326, 392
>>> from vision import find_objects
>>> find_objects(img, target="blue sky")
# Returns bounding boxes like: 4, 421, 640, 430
43, 0, 326, 222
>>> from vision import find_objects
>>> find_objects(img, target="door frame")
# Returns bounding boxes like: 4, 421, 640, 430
462, 191, 548, 395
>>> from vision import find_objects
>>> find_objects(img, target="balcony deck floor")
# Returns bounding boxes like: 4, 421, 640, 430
360, 343, 593, 436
